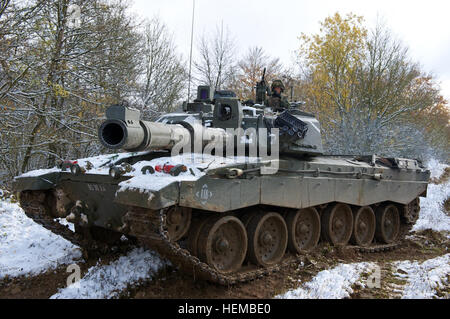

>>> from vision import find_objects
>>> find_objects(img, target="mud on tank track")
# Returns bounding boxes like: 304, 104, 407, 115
19, 190, 418, 286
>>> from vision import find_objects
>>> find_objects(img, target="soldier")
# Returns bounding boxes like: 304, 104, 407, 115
265, 79, 290, 112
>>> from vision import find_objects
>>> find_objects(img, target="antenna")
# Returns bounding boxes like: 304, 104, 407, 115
187, 0, 195, 103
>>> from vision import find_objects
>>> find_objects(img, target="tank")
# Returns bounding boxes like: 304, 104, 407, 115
13, 84, 430, 285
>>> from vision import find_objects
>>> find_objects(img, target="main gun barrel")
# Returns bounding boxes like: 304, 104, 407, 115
98, 105, 229, 152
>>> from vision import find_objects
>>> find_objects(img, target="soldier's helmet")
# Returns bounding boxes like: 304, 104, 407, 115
271, 79, 285, 92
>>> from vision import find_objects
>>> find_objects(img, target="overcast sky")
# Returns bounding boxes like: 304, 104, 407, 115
131, 0, 450, 101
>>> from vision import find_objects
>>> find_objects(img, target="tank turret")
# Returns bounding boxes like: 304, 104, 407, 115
98, 86, 324, 156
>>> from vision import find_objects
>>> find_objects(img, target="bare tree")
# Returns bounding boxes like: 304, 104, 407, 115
0, 0, 142, 183
0, 0, 10, 18
230, 46, 283, 101
139, 17, 187, 118
338, 23, 439, 157
193, 24, 236, 92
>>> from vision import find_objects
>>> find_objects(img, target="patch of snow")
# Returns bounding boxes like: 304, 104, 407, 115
50, 248, 168, 299
275, 262, 377, 299
414, 161, 450, 233
426, 158, 447, 180
118, 153, 261, 192
17, 167, 60, 178
77, 151, 151, 176
393, 254, 450, 299
55, 218, 75, 232
14, 151, 152, 179
14, 152, 263, 192
0, 200, 82, 279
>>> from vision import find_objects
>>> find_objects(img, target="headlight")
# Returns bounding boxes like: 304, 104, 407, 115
70, 164, 82, 175
109, 166, 125, 179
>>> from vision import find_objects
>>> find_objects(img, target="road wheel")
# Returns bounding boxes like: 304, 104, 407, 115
166, 206, 191, 241
321, 203, 353, 246
187, 217, 209, 256
375, 204, 400, 244
286, 208, 320, 253
247, 212, 288, 267
350, 206, 375, 246
197, 216, 247, 273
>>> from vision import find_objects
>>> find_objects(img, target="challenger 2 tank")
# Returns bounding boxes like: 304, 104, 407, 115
13, 85, 430, 285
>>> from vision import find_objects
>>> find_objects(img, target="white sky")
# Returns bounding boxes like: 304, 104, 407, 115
131, 0, 450, 101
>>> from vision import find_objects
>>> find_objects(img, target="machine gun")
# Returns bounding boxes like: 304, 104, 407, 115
255, 68, 270, 105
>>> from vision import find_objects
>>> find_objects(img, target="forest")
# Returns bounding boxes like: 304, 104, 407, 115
1, 0, 449, 188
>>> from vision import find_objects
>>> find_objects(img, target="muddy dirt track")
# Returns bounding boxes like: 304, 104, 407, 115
0, 229, 447, 299
1, 163, 448, 299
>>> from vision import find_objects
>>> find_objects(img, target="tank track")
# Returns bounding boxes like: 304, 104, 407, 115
124, 206, 402, 285
19, 190, 413, 285
19, 191, 117, 254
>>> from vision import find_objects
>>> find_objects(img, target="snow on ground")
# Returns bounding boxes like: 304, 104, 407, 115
0, 200, 82, 279
54, 218, 75, 232
275, 262, 377, 299
413, 160, 450, 233
51, 248, 168, 299
427, 158, 448, 180
393, 254, 450, 299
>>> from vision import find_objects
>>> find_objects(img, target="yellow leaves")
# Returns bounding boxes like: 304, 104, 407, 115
299, 12, 367, 69
298, 12, 368, 116
49, 82, 69, 98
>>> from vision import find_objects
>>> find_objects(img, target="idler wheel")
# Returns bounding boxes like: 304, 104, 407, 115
197, 216, 247, 273
321, 203, 353, 246
247, 212, 288, 267
286, 208, 321, 253
350, 206, 375, 246
375, 204, 400, 244
166, 206, 191, 241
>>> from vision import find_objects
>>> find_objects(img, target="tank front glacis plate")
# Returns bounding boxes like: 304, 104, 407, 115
113, 154, 262, 210
13, 151, 154, 230
12, 170, 61, 191
13, 151, 154, 191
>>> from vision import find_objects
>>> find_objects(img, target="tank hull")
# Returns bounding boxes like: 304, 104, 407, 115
14, 151, 430, 284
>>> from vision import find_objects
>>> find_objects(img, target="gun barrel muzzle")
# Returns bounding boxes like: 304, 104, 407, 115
98, 104, 232, 152
99, 119, 191, 151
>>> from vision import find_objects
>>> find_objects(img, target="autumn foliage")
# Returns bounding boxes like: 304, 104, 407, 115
298, 13, 449, 160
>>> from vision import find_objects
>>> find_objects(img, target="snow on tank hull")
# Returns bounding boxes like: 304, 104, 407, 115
110, 154, 429, 213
